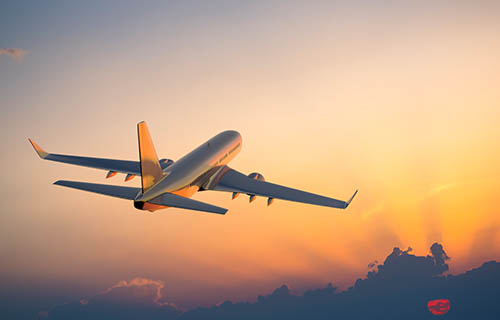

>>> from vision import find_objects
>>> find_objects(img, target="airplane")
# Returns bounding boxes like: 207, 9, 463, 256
29, 122, 357, 214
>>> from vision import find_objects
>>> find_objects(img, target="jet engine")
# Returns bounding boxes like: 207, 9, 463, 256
159, 158, 174, 169
248, 172, 265, 181
247, 172, 265, 203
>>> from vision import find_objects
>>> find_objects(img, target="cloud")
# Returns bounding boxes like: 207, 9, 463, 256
430, 242, 450, 267
303, 283, 336, 297
180, 243, 499, 320
37, 244, 499, 320
0, 48, 29, 61
46, 277, 180, 320
367, 260, 378, 268
97, 277, 176, 307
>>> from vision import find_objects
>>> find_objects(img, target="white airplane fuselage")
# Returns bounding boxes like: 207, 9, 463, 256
135, 130, 242, 211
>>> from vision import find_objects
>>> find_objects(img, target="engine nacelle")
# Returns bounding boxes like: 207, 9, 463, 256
247, 173, 265, 203
106, 170, 117, 178
248, 172, 265, 181
124, 173, 136, 182
159, 158, 174, 169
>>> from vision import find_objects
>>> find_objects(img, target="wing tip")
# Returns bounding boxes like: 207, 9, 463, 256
344, 189, 358, 209
28, 138, 49, 159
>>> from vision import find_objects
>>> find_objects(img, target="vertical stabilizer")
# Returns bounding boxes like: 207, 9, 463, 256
137, 121, 163, 192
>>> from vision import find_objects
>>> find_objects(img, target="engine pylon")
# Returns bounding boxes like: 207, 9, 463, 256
124, 174, 136, 182
106, 171, 117, 178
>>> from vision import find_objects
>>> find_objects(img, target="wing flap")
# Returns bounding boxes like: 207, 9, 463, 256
149, 193, 227, 215
213, 168, 356, 209
54, 180, 140, 200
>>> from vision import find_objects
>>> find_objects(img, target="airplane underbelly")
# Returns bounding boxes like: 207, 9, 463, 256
134, 201, 169, 212
137, 186, 199, 212
172, 185, 199, 198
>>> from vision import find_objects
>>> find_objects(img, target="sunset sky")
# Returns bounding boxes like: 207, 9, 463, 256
1, 0, 500, 313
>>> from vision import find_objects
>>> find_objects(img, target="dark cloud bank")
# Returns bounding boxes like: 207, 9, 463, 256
35, 242, 499, 320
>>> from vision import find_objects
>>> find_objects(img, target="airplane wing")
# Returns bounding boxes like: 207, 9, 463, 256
54, 180, 227, 215
211, 168, 357, 209
29, 139, 173, 176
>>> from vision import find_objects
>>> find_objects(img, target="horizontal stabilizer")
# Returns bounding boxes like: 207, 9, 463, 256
54, 180, 140, 200
149, 193, 227, 215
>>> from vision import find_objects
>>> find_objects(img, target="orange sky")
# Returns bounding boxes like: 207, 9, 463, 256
1, 1, 499, 309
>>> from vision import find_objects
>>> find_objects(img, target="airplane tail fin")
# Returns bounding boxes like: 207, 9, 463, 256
137, 121, 163, 192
